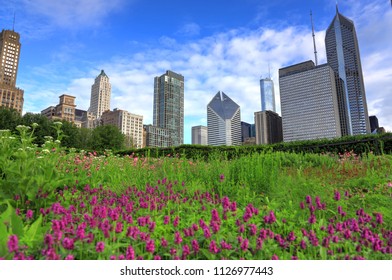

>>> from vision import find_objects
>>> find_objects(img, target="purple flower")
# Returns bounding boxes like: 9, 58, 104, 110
174, 231, 183, 244
62, 238, 74, 250
305, 195, 312, 205
173, 216, 179, 227
334, 191, 341, 201
65, 254, 74, 260
240, 239, 249, 251
163, 215, 170, 225
126, 246, 135, 260
219, 174, 225, 182
203, 227, 211, 239
308, 214, 317, 224
375, 213, 383, 225
191, 239, 200, 253
300, 202, 305, 209
7, 235, 18, 253
26, 209, 33, 220
161, 238, 168, 247
272, 254, 279, 260
146, 239, 155, 253
209, 240, 219, 254
96, 241, 105, 253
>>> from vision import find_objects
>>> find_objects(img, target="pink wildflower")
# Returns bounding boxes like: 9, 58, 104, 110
7, 235, 18, 253
96, 241, 105, 253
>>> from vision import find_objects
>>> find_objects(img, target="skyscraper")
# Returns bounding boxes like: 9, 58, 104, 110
89, 70, 111, 119
207, 91, 241, 146
260, 78, 276, 112
0, 29, 24, 113
325, 7, 370, 135
279, 61, 342, 142
254, 111, 283, 144
153, 70, 184, 146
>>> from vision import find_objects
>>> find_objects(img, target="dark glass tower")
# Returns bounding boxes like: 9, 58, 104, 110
325, 7, 370, 135
153, 70, 184, 146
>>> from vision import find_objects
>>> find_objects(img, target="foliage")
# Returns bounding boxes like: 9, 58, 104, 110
90, 125, 125, 151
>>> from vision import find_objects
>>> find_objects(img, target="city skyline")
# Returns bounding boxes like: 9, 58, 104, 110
0, 0, 391, 143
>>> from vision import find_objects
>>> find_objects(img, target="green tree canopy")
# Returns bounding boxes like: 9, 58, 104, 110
90, 125, 125, 151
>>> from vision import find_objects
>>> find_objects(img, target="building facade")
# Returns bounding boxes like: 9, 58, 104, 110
192, 125, 208, 145
0, 29, 23, 113
41, 94, 76, 123
144, 125, 173, 148
369, 115, 379, 133
207, 91, 241, 146
101, 109, 144, 149
74, 109, 97, 128
152, 70, 184, 146
325, 8, 370, 135
254, 110, 283, 144
260, 78, 276, 112
89, 70, 111, 119
279, 61, 342, 142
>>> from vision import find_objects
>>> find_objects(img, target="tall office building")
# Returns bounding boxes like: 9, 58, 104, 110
325, 7, 370, 135
279, 61, 342, 142
192, 125, 208, 145
101, 109, 144, 148
152, 70, 184, 146
207, 91, 241, 146
254, 111, 283, 144
89, 70, 111, 119
260, 78, 276, 112
0, 29, 24, 113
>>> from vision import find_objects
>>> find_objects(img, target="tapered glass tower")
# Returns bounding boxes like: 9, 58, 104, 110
325, 7, 370, 135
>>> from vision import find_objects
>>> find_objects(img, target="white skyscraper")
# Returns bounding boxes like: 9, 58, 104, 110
89, 70, 111, 118
207, 91, 241, 146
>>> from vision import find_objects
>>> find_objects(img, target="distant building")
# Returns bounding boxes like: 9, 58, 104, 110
207, 91, 241, 146
260, 77, 276, 113
74, 109, 96, 129
241, 121, 256, 143
369, 116, 379, 133
279, 61, 342, 142
0, 29, 24, 113
325, 7, 370, 135
192, 125, 208, 145
89, 70, 111, 119
41, 94, 76, 123
254, 110, 283, 144
101, 108, 144, 148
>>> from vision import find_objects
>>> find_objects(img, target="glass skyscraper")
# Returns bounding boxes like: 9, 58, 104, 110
153, 70, 184, 146
260, 78, 276, 112
325, 7, 370, 135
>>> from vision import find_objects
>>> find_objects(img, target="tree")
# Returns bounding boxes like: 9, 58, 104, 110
0, 107, 22, 131
90, 125, 125, 151
59, 120, 82, 148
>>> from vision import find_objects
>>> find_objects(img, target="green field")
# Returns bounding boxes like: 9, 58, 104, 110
1, 126, 391, 260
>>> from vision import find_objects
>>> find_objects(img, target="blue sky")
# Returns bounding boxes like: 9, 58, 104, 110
1, 0, 391, 143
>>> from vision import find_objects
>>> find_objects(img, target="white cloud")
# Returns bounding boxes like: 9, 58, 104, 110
177, 23, 201, 37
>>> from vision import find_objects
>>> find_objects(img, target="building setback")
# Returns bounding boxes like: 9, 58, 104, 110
254, 110, 283, 144
0, 29, 24, 113
89, 70, 111, 119
192, 125, 208, 145
325, 7, 370, 135
207, 91, 241, 146
279, 61, 342, 142
101, 109, 144, 149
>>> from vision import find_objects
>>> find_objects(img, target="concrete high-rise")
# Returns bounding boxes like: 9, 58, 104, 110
279, 61, 342, 142
152, 70, 184, 146
89, 70, 111, 119
101, 108, 144, 148
192, 125, 208, 145
254, 111, 283, 144
260, 78, 276, 112
0, 29, 24, 113
325, 7, 370, 135
207, 91, 241, 146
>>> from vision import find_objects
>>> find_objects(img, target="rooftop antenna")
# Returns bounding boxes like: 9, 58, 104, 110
268, 62, 271, 79
12, 12, 16, 31
310, 10, 318, 66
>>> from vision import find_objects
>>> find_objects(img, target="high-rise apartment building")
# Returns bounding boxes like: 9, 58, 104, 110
325, 7, 370, 135
0, 29, 24, 113
260, 78, 276, 112
279, 61, 342, 142
207, 91, 241, 146
101, 108, 144, 148
151, 70, 184, 147
89, 70, 111, 119
192, 125, 208, 145
254, 111, 283, 144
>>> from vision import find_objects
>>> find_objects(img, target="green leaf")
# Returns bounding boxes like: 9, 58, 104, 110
22, 215, 43, 247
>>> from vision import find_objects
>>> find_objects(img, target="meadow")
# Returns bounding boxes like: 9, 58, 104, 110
0, 124, 391, 260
